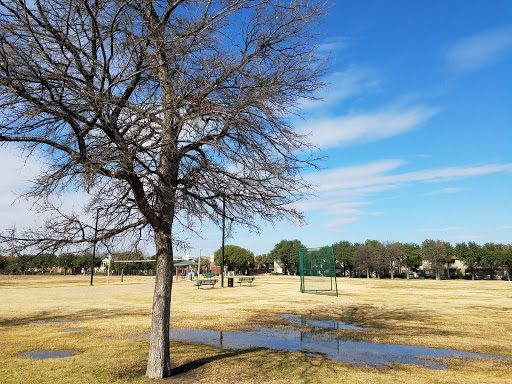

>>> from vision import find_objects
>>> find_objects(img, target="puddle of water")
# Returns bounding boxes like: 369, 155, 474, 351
136, 327, 504, 370
61, 329, 85, 333
282, 314, 371, 331
17, 349, 77, 359
28, 318, 73, 324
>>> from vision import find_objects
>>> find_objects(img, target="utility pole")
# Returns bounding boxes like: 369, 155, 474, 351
90, 208, 99, 286
197, 249, 202, 283
107, 257, 110, 285
221, 196, 225, 287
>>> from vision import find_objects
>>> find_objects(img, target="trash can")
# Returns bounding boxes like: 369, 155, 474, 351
227, 276, 234, 287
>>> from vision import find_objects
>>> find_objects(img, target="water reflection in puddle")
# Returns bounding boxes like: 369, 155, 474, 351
160, 327, 503, 369
282, 314, 371, 331
17, 349, 77, 359
137, 318, 504, 370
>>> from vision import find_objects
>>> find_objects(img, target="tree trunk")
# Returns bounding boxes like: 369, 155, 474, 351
406, 267, 410, 280
146, 229, 174, 378
507, 268, 510, 281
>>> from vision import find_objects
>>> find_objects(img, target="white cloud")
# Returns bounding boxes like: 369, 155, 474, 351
298, 67, 380, 112
301, 160, 512, 232
326, 228, 345, 234
446, 26, 512, 72
324, 217, 359, 227
317, 36, 350, 56
0, 149, 96, 233
308, 161, 512, 194
0, 150, 44, 228
296, 200, 372, 216
300, 106, 439, 149
425, 187, 461, 196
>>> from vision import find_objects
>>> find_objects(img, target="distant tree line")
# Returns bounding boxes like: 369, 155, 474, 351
333, 240, 512, 281
251, 239, 512, 281
3, 240, 511, 281
0, 252, 101, 275
0, 250, 156, 275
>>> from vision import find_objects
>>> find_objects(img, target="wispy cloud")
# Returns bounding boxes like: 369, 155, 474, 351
425, 187, 461, 196
298, 67, 380, 112
300, 106, 439, 149
417, 227, 464, 232
317, 36, 350, 56
446, 26, 512, 72
500, 225, 512, 229
307, 161, 512, 194
326, 228, 345, 234
300, 160, 512, 232
324, 217, 359, 227
0, 150, 46, 228
0, 149, 98, 232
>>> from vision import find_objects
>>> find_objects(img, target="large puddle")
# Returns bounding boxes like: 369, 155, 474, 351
138, 314, 507, 369
26, 318, 74, 325
167, 328, 503, 369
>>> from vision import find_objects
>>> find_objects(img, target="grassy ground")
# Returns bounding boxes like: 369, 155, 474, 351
1, 274, 511, 383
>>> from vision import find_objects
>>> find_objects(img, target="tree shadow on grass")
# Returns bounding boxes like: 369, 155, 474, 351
113, 346, 268, 382
0, 308, 149, 327
171, 346, 267, 376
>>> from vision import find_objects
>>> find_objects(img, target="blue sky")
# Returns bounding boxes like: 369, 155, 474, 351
210, 0, 512, 257
1, 1, 512, 258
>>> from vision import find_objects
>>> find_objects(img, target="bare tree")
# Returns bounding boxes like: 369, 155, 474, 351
383, 241, 404, 279
354, 243, 373, 279
421, 239, 448, 280
0, 0, 328, 378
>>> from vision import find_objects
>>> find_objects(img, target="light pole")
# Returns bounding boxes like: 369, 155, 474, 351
90, 208, 100, 286
197, 249, 202, 283
221, 195, 225, 287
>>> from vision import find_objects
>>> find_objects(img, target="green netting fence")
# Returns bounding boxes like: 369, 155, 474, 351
298, 246, 338, 297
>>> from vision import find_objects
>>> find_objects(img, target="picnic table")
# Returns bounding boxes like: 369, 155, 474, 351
237, 276, 255, 286
194, 279, 218, 289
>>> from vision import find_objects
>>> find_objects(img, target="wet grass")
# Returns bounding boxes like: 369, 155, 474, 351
1, 274, 512, 383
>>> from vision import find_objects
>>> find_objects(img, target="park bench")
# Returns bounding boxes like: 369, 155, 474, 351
237, 277, 255, 286
205, 273, 216, 279
194, 279, 217, 289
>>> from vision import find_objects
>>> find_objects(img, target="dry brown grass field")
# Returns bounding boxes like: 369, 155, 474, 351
1, 274, 511, 383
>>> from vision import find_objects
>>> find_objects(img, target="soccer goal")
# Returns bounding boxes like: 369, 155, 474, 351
298, 246, 338, 297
